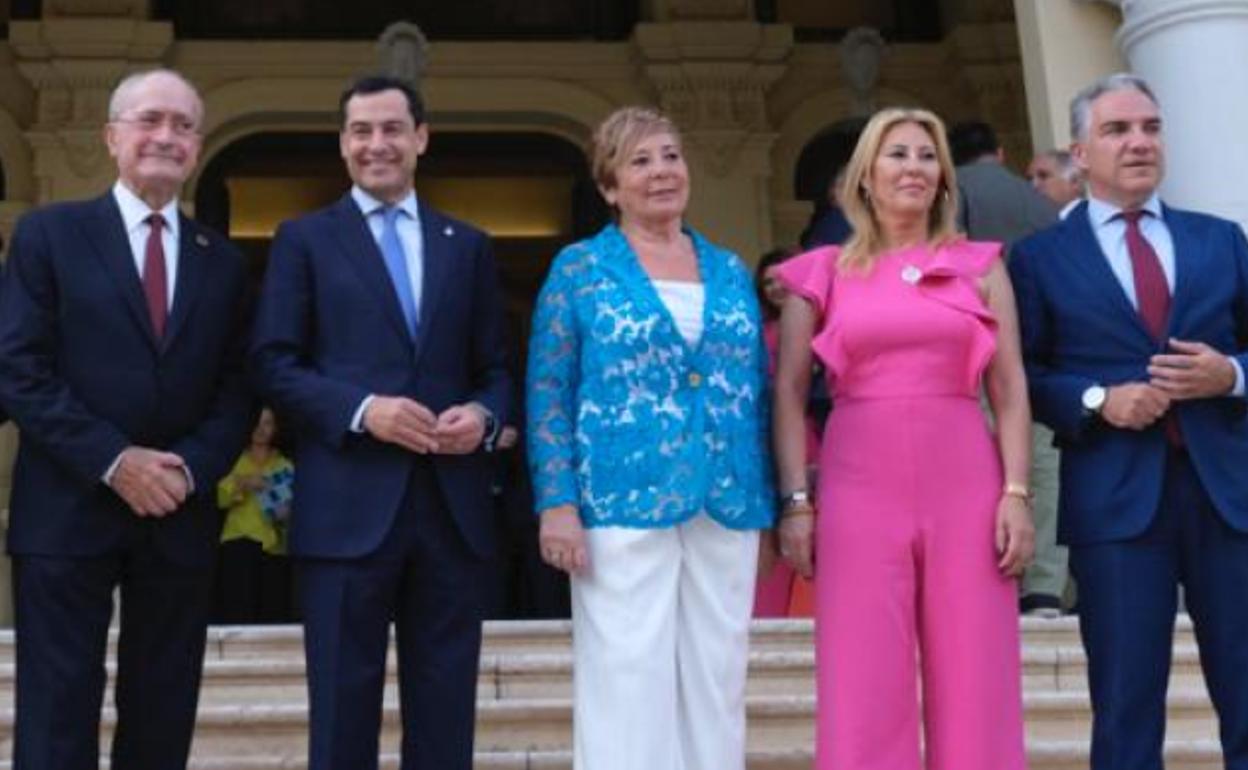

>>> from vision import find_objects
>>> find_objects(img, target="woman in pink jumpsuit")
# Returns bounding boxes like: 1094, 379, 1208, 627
772, 108, 1035, 770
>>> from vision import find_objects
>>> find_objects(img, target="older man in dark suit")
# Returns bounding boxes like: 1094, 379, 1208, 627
1012, 73, 1248, 770
251, 75, 509, 770
0, 69, 253, 770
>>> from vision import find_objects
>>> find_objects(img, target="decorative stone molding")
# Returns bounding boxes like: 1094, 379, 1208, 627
839, 27, 886, 117
635, 21, 791, 176
9, 19, 173, 201
378, 22, 430, 89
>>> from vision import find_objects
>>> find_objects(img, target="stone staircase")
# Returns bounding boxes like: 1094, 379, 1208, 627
0, 616, 1223, 769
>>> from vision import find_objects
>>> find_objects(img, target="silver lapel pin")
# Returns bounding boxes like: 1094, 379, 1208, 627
443, 225, 454, 237
195, 233, 209, 248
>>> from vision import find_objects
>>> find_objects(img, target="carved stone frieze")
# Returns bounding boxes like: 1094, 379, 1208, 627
378, 22, 430, 89
840, 27, 886, 117
635, 21, 790, 176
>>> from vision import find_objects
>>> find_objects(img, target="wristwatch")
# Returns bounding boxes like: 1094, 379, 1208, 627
780, 489, 810, 509
481, 410, 500, 452
1081, 385, 1107, 415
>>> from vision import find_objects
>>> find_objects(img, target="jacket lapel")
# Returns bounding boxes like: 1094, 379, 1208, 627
1162, 204, 1199, 337
596, 224, 701, 356
1062, 202, 1155, 344
412, 204, 451, 363
78, 194, 159, 348
329, 195, 415, 349
162, 213, 207, 351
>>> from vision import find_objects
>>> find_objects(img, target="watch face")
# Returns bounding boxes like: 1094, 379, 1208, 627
1082, 386, 1105, 411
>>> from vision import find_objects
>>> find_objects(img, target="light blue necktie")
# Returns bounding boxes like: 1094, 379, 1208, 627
378, 206, 419, 338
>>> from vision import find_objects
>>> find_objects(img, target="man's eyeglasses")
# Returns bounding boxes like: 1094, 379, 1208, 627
112, 111, 199, 137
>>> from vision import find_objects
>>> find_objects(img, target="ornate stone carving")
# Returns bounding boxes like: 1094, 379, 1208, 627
839, 26, 886, 117
58, 129, 110, 178
378, 22, 430, 89
636, 22, 790, 177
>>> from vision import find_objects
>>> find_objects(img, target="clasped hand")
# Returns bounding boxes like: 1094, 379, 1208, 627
1102, 339, 1235, 431
110, 446, 189, 518
363, 396, 486, 454
1147, 338, 1236, 401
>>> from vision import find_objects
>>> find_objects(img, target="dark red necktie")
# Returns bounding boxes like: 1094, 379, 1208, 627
1121, 209, 1182, 445
143, 213, 168, 338
1121, 210, 1169, 339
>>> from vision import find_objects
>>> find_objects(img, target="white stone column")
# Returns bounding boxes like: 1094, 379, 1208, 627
1012, 0, 1125, 153
1115, 0, 1248, 227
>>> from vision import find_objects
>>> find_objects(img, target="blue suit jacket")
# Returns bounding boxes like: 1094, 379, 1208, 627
1010, 201, 1248, 545
0, 194, 254, 565
251, 195, 509, 560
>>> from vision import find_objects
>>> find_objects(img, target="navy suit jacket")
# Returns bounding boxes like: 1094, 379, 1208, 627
0, 193, 254, 565
251, 195, 509, 560
1010, 201, 1248, 546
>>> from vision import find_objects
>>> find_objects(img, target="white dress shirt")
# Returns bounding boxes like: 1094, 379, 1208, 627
103, 182, 194, 488
1085, 193, 1244, 396
351, 185, 425, 310
113, 180, 180, 309
349, 186, 424, 433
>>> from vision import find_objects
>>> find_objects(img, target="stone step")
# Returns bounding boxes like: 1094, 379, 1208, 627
0, 689, 1219, 759
0, 641, 1210, 710
0, 741, 1227, 770
0, 616, 1199, 663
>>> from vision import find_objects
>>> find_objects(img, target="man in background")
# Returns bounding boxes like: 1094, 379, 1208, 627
948, 119, 1066, 618
1027, 149, 1084, 219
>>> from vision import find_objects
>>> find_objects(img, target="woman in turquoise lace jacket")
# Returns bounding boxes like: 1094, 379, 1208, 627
526, 106, 774, 770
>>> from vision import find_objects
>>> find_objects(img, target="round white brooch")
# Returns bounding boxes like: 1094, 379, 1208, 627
901, 264, 922, 284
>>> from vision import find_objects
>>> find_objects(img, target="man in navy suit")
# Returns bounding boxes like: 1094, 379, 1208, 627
251, 75, 509, 770
0, 69, 253, 770
1011, 73, 1248, 770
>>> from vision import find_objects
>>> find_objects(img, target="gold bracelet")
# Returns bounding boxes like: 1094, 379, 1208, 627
1003, 482, 1032, 501
781, 502, 815, 520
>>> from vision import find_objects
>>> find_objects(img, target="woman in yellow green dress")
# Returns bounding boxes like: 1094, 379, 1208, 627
214, 408, 295, 623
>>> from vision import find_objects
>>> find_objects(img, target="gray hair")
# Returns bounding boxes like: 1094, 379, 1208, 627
1040, 149, 1080, 184
1070, 72, 1159, 142
107, 69, 203, 124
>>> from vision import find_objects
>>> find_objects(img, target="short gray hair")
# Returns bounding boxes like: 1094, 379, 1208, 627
1069, 72, 1159, 142
1040, 149, 1080, 184
107, 69, 203, 124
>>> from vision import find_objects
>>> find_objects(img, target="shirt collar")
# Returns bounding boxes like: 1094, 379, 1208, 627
1086, 192, 1163, 229
350, 185, 420, 224
112, 180, 180, 238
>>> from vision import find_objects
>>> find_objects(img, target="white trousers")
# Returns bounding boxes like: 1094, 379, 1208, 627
571, 514, 759, 770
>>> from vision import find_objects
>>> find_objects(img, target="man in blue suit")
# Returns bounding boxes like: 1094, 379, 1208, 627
1011, 73, 1248, 770
0, 69, 253, 770
251, 75, 509, 770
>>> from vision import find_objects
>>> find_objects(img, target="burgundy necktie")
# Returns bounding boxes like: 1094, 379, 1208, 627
1121, 209, 1182, 445
144, 213, 168, 338
1121, 210, 1169, 339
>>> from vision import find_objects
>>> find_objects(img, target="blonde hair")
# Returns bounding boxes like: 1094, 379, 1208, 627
837, 107, 960, 272
591, 106, 683, 197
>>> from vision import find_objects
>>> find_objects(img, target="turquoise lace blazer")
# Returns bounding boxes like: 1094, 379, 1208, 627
526, 224, 775, 530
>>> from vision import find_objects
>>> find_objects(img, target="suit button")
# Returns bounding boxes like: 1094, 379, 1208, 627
688, 372, 702, 388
